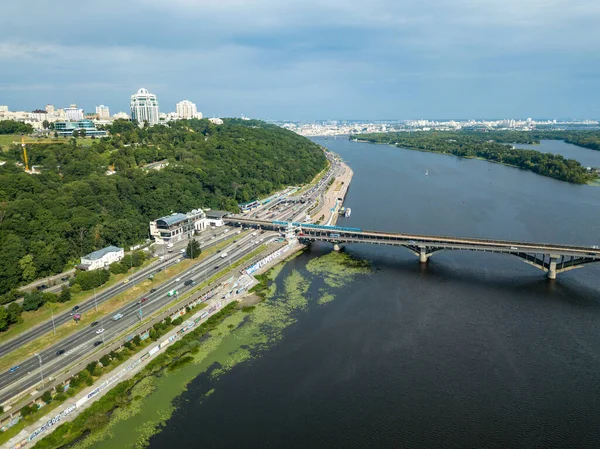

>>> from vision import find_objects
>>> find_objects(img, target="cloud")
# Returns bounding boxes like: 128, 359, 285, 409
0, 0, 599, 119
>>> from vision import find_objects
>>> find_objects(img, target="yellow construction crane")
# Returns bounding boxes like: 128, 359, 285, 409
21, 135, 30, 172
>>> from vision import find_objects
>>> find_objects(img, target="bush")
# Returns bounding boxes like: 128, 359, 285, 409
58, 286, 71, 303
109, 263, 128, 275
54, 393, 67, 402
148, 329, 158, 341
22, 291, 46, 311
172, 317, 183, 326
20, 404, 37, 417
86, 362, 99, 376
99, 354, 111, 366
71, 269, 110, 291
0, 289, 23, 305
41, 391, 53, 404
124, 341, 134, 351
70, 284, 82, 294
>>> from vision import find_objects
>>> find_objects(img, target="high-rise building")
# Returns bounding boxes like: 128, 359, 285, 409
65, 104, 84, 121
95, 105, 110, 120
130, 88, 159, 125
176, 100, 198, 119
45, 104, 55, 114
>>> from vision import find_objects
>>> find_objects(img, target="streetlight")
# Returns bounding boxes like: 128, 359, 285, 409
93, 286, 98, 312
34, 353, 44, 387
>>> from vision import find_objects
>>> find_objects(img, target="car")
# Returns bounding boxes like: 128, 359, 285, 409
156, 268, 163, 273
60, 276, 70, 281
180, 249, 186, 254
112, 313, 123, 321
214, 265, 219, 269
591, 245, 599, 249
510, 247, 519, 250
123, 278, 130, 284
139, 297, 148, 304
149, 288, 157, 293
56, 349, 65, 356
176, 277, 182, 282
93, 340, 103, 347
96, 328, 105, 334
90, 321, 99, 327
184, 279, 194, 286
9, 365, 20, 373
36, 284, 48, 291
217, 249, 222, 253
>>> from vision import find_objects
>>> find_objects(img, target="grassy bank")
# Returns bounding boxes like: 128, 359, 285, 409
32, 303, 239, 449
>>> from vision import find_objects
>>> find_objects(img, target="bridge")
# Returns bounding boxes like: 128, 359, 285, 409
224, 217, 600, 279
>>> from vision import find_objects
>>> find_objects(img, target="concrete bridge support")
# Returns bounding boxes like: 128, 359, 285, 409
333, 243, 343, 252
419, 246, 428, 263
547, 255, 559, 280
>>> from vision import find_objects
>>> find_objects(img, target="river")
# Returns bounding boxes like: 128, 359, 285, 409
100, 138, 600, 449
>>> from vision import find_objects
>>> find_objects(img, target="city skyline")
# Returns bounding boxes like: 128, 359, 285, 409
1, 0, 600, 120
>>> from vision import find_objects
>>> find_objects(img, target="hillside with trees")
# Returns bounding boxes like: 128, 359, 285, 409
354, 131, 598, 184
0, 118, 327, 296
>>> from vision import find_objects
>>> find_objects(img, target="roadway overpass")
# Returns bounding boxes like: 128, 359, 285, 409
224, 217, 600, 279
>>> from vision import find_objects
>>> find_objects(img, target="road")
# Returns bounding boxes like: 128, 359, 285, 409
0, 149, 342, 405
0, 231, 276, 403
0, 227, 232, 358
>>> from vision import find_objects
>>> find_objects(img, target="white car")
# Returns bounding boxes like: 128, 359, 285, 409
176, 277, 181, 282
96, 328, 105, 334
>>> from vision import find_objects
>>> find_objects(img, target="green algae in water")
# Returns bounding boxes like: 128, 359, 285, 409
77, 251, 368, 449
306, 251, 371, 288
81, 265, 312, 449
317, 291, 335, 305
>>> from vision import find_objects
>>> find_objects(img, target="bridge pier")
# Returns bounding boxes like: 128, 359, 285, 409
333, 243, 343, 252
419, 246, 428, 263
547, 255, 558, 280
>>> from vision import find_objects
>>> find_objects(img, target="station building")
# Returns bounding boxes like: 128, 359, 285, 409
149, 209, 207, 245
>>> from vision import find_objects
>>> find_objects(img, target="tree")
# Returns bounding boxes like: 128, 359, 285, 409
54, 131, 58, 138
132, 335, 141, 346
99, 354, 111, 366
7, 302, 23, 324
0, 307, 9, 332
20, 404, 37, 417
58, 286, 71, 303
85, 362, 98, 376
185, 239, 201, 259
42, 120, 50, 130
41, 390, 53, 403
22, 291, 46, 311
79, 129, 87, 138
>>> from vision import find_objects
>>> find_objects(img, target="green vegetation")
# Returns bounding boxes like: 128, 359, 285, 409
185, 239, 201, 259
32, 302, 239, 449
354, 131, 599, 184
0, 118, 326, 297
0, 120, 33, 135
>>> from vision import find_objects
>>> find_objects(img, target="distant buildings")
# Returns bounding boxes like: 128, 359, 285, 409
176, 100, 201, 119
130, 88, 159, 126
78, 246, 124, 271
112, 111, 130, 120
209, 117, 223, 125
95, 105, 110, 120
64, 104, 84, 121
54, 120, 108, 137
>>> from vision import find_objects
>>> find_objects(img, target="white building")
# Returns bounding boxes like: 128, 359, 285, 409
176, 100, 198, 119
149, 209, 207, 245
96, 105, 110, 120
65, 104, 84, 121
209, 117, 223, 125
78, 246, 124, 271
45, 104, 55, 114
130, 88, 159, 126
113, 111, 130, 120
0, 106, 8, 113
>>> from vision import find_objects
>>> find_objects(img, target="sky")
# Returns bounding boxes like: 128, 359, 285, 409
1, 0, 599, 120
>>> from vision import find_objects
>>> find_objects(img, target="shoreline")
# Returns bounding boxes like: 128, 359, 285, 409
5, 149, 354, 449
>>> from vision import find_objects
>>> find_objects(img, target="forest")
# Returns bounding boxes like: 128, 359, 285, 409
0, 118, 327, 296
354, 130, 598, 184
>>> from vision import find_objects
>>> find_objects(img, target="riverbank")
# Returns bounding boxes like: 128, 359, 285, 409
311, 159, 353, 225
3, 241, 306, 449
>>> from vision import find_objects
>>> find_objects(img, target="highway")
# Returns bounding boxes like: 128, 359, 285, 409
0, 227, 233, 358
0, 149, 341, 405
0, 231, 275, 403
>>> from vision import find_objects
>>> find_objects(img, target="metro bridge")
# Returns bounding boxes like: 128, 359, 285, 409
224, 217, 600, 279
